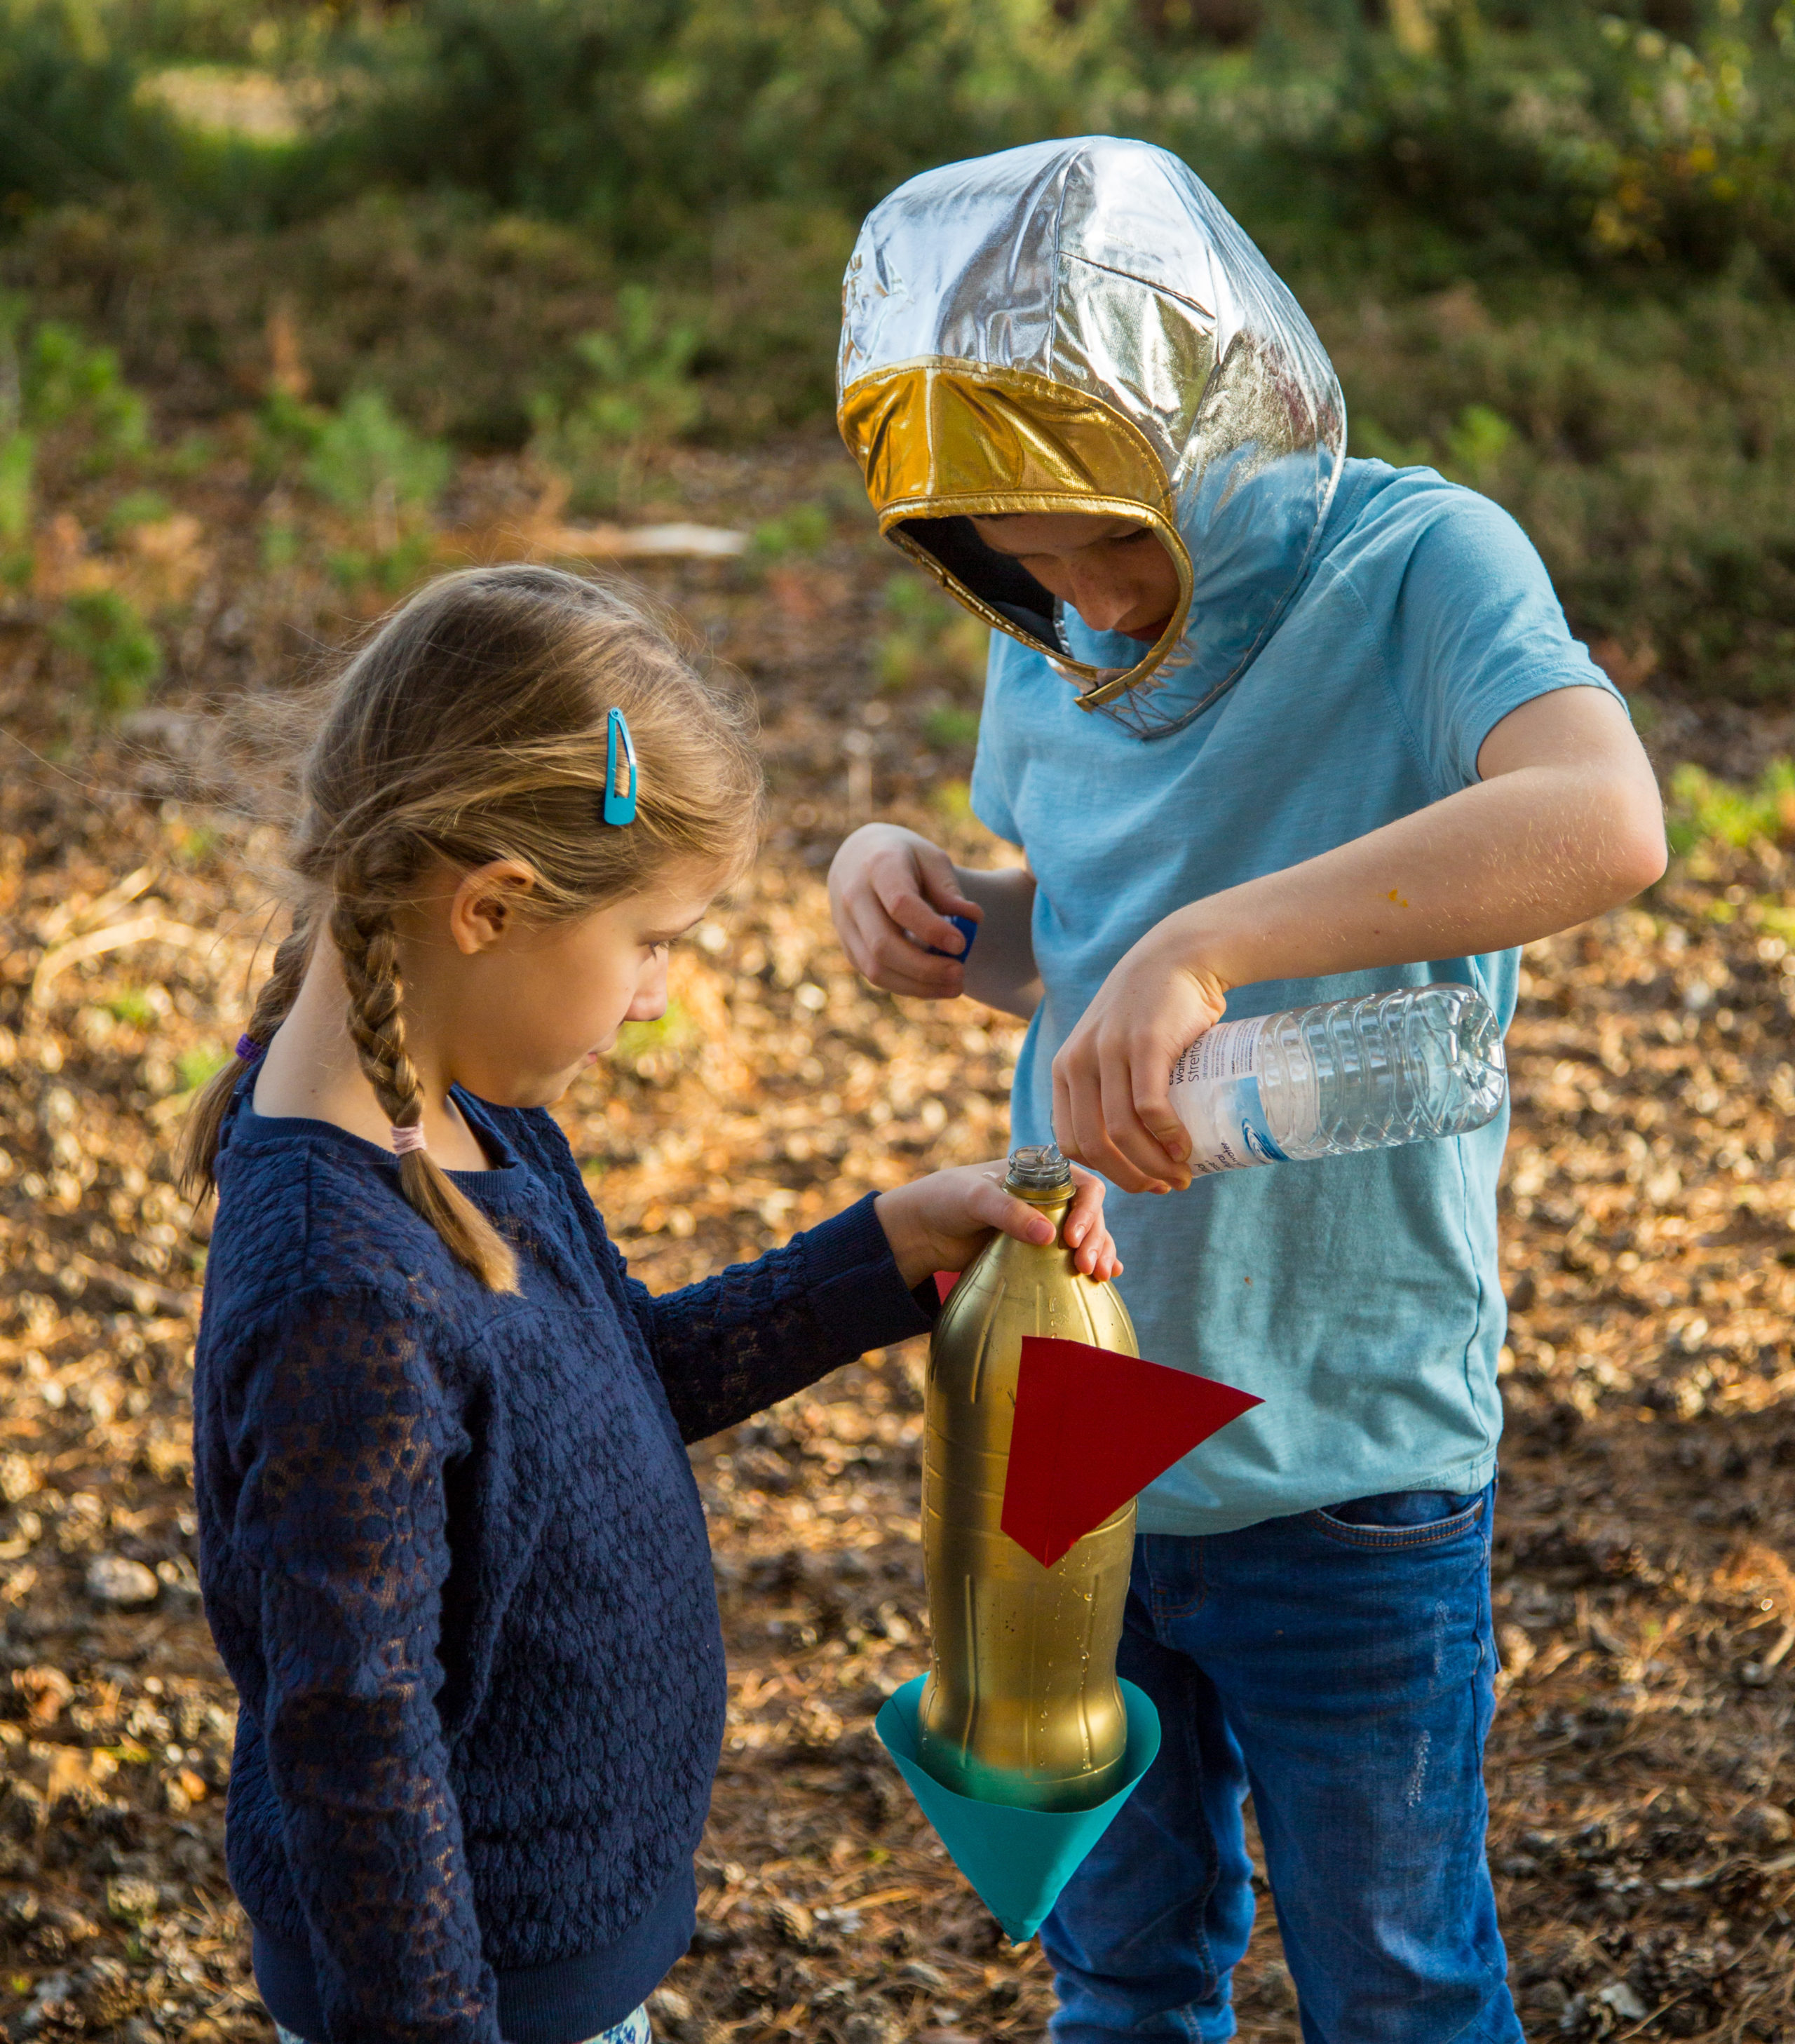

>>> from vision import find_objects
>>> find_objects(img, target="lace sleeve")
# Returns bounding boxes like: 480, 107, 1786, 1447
233, 1287, 499, 2044
630, 1193, 934, 1442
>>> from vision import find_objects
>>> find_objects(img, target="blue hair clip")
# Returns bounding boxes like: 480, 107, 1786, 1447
603, 708, 638, 826
924, 914, 980, 961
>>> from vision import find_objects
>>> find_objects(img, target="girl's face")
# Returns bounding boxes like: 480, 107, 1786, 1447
415, 862, 720, 1110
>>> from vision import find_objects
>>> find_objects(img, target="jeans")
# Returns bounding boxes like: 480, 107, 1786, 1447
276, 2009, 649, 2044
1041, 1482, 1523, 2044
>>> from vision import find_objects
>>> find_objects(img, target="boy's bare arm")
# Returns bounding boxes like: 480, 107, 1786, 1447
1055, 686, 1668, 1194
829, 825, 1043, 1017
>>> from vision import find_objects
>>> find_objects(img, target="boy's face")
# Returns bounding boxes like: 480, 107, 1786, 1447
969, 513, 1180, 645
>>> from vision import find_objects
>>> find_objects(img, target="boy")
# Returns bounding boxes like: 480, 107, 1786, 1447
829, 137, 1665, 2043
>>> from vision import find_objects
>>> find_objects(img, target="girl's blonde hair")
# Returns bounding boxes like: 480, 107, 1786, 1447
180, 564, 762, 1291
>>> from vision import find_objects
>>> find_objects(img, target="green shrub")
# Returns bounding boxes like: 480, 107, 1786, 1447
6, 2, 1795, 705
325, 0, 1138, 251
0, 4, 178, 212
876, 577, 990, 693
1224, 13, 1795, 290
102, 487, 171, 541
325, 530, 435, 595
751, 503, 831, 561
616, 996, 692, 1065
1325, 276, 1795, 700
276, 1, 1795, 292
259, 515, 302, 571
304, 389, 450, 521
53, 589, 163, 713
923, 704, 982, 750
11, 316, 149, 475
168, 818, 218, 864
175, 1041, 228, 1093
529, 284, 703, 508
1665, 758, 1795, 856
933, 777, 975, 824
0, 431, 33, 544
161, 428, 217, 477
0, 295, 32, 546
105, 987, 155, 1029
7, 2, 1795, 292
257, 386, 326, 452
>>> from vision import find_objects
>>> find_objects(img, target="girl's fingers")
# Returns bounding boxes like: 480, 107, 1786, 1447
1064, 1171, 1103, 1247
956, 1168, 1052, 1247
916, 1161, 1123, 1278
994, 1190, 1055, 1245
1062, 1167, 1117, 1278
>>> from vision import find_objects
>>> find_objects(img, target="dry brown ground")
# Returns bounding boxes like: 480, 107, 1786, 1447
4, 427, 1795, 2044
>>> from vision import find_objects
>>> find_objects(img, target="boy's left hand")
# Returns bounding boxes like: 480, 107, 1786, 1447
875, 1161, 1121, 1290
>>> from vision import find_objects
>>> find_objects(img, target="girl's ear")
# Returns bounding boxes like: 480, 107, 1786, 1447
449, 859, 538, 955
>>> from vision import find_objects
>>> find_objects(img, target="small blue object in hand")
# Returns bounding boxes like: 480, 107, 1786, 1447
925, 914, 980, 961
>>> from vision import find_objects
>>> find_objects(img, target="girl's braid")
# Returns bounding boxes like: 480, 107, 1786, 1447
241, 915, 314, 1052
330, 884, 425, 1131
177, 912, 314, 1197
330, 863, 519, 1291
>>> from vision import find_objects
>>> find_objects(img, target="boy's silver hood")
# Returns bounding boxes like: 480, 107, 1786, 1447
837, 136, 1346, 738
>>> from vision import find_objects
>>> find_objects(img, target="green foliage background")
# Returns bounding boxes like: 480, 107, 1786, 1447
4, 0, 1795, 697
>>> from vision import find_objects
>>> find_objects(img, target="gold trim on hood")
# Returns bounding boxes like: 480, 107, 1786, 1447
839, 360, 1194, 708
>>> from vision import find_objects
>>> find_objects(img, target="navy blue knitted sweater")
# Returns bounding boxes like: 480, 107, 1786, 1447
193, 1085, 933, 2044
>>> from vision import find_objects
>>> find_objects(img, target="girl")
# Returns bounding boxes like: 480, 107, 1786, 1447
180, 565, 1119, 2044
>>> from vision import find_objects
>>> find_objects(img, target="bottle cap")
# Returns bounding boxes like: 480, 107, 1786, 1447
923, 913, 980, 960
1006, 1143, 1071, 1193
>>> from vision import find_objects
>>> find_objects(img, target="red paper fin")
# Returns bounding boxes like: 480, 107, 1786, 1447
1000, 1338, 1262, 1569
933, 1271, 961, 1306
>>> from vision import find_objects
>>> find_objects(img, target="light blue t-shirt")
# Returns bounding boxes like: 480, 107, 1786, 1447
969, 460, 1626, 1536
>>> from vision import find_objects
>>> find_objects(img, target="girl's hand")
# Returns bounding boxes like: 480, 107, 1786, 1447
875, 1160, 1120, 1290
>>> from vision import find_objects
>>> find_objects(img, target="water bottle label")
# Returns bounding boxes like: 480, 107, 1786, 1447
1167, 1017, 1291, 1175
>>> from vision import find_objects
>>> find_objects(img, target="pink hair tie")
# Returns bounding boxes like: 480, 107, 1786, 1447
391, 1123, 428, 1156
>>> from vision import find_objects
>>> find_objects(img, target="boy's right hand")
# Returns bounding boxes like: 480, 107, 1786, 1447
829, 824, 982, 998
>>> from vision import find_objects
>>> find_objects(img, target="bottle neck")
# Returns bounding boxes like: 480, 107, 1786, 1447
1004, 1178, 1073, 1236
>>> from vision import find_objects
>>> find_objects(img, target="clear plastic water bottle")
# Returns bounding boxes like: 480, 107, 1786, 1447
1167, 984, 1506, 1176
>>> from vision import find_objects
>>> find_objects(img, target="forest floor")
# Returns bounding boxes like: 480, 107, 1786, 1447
5, 428, 1795, 2043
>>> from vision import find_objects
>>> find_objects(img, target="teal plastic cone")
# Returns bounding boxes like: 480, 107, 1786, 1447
874, 1677, 1161, 1943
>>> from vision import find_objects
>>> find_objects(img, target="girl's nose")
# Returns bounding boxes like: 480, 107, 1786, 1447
628, 957, 670, 1021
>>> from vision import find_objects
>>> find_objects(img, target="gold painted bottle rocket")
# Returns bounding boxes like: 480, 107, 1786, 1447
916, 1144, 1137, 1812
